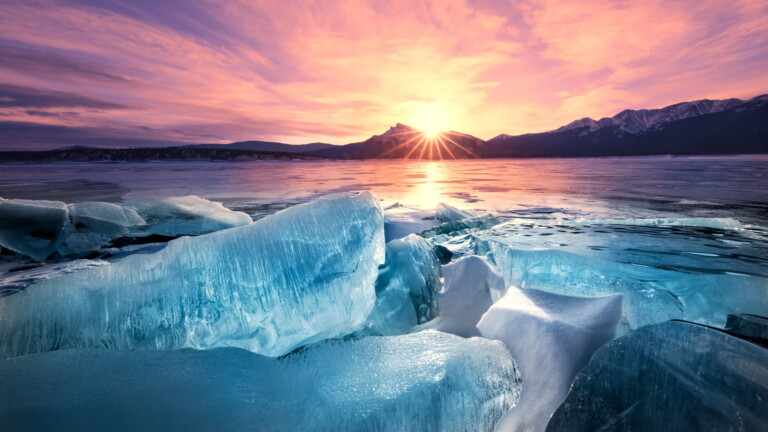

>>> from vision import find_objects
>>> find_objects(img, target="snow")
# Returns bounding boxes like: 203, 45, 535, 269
0, 192, 385, 359
57, 201, 144, 256
0, 331, 521, 432
477, 287, 622, 432
0, 198, 69, 261
125, 195, 251, 237
419, 255, 505, 337
358, 234, 441, 336
547, 321, 768, 432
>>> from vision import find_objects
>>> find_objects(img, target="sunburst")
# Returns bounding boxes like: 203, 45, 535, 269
378, 129, 479, 160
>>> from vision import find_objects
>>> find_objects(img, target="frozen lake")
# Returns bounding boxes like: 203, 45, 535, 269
1, 156, 767, 224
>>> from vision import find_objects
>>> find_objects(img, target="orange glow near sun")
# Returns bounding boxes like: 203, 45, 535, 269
407, 103, 453, 137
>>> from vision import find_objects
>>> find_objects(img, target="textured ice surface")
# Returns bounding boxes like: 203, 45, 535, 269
567, 216, 745, 229
469, 220, 768, 328
383, 203, 439, 242
478, 288, 622, 432
126, 195, 251, 237
547, 321, 768, 432
436, 202, 474, 222
58, 202, 144, 256
358, 235, 441, 336
0, 331, 521, 432
419, 255, 505, 337
0, 192, 384, 359
421, 214, 502, 242
0, 198, 68, 261
0, 260, 108, 297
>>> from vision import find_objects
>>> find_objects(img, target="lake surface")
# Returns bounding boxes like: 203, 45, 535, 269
2, 156, 767, 225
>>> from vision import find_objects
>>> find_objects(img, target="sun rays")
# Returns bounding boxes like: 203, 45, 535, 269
378, 129, 480, 160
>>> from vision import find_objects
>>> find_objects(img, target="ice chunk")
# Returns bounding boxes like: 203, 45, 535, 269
420, 214, 502, 240
57, 202, 145, 256
477, 288, 622, 432
357, 234, 441, 336
725, 313, 768, 343
0, 198, 69, 261
419, 255, 505, 337
547, 321, 768, 432
472, 220, 768, 328
0, 192, 385, 359
436, 202, 474, 222
383, 204, 439, 242
126, 195, 251, 237
0, 259, 108, 297
0, 331, 521, 432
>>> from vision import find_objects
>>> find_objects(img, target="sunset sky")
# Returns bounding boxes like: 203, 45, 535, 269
1, 0, 767, 149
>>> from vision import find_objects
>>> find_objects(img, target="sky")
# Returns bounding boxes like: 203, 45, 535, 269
0, 0, 767, 150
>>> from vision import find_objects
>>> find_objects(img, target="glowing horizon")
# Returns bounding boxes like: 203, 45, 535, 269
0, 0, 767, 150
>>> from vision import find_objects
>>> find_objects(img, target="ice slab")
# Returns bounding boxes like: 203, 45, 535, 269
0, 192, 385, 359
126, 195, 252, 237
383, 204, 439, 242
436, 202, 474, 222
420, 214, 502, 241
0, 331, 521, 432
419, 255, 505, 337
0, 198, 68, 261
478, 288, 622, 432
471, 220, 768, 328
547, 321, 768, 432
57, 202, 144, 256
358, 235, 441, 336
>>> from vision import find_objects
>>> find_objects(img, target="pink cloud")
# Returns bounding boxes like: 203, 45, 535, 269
0, 0, 766, 148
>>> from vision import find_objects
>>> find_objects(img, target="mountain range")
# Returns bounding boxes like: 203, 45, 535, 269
2, 94, 766, 162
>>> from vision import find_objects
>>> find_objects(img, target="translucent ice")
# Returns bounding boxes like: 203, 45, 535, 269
478, 288, 622, 432
0, 198, 68, 261
472, 221, 768, 328
547, 321, 768, 432
0, 331, 521, 432
126, 195, 252, 237
383, 203, 439, 242
0, 192, 385, 359
436, 202, 474, 222
358, 234, 441, 336
57, 202, 145, 256
419, 255, 505, 337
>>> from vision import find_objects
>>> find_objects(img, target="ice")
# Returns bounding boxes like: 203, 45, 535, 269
57, 202, 145, 256
547, 321, 768, 432
477, 287, 622, 432
567, 216, 745, 229
436, 202, 474, 222
0, 192, 385, 359
126, 195, 252, 237
0, 198, 68, 261
357, 234, 441, 336
0, 260, 108, 297
420, 214, 502, 242
471, 221, 768, 328
0, 331, 521, 432
419, 255, 505, 337
383, 203, 439, 242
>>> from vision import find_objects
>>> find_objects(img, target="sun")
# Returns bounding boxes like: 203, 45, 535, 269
407, 103, 452, 137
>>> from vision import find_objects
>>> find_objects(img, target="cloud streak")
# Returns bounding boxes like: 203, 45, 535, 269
0, 0, 766, 149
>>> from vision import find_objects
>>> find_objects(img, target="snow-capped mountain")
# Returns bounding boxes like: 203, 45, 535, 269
552, 97, 748, 136
485, 94, 768, 157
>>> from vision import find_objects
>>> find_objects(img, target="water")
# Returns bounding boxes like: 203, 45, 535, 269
2, 156, 767, 224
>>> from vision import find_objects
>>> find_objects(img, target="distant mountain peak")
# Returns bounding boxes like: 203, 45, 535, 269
552, 97, 748, 136
380, 123, 418, 137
